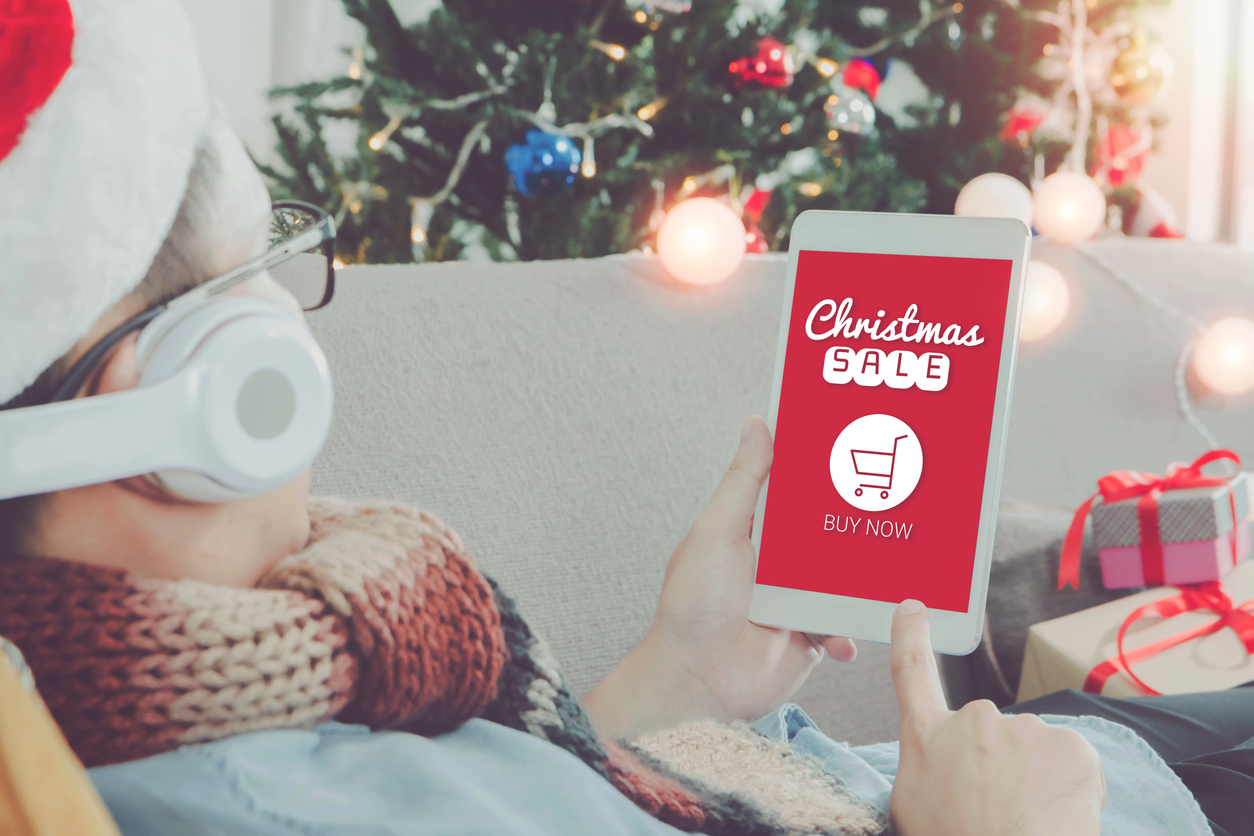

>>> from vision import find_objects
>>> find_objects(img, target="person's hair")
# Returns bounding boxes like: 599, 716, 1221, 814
0, 142, 222, 557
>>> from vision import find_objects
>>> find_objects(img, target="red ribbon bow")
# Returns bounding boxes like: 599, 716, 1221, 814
1083, 582, 1254, 695
1058, 450, 1242, 591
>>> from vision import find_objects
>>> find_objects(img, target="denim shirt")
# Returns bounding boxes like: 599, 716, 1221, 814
756, 704, 1210, 835
91, 705, 1209, 835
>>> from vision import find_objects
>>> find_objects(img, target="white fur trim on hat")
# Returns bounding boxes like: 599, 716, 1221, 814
0, 0, 211, 403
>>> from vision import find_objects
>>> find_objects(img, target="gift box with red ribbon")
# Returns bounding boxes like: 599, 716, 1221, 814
1058, 450, 1250, 591
1019, 558, 1254, 700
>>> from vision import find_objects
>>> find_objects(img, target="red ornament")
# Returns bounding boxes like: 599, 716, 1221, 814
998, 105, 1047, 144
0, 0, 74, 161
1096, 124, 1149, 188
839, 59, 881, 100
744, 223, 769, 253
728, 37, 794, 89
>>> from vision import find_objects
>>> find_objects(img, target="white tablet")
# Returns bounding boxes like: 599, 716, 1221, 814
748, 210, 1030, 655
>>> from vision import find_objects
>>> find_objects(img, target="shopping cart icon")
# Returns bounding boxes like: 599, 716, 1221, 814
850, 434, 909, 500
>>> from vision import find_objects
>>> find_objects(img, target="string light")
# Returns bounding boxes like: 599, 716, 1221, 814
581, 136, 596, 177
347, 47, 363, 80
1020, 261, 1070, 342
332, 258, 345, 270
634, 9, 647, 23
827, 94, 840, 105
348, 199, 363, 214
368, 115, 403, 151
590, 40, 627, 61
648, 179, 667, 231
1032, 171, 1106, 243
816, 59, 838, 77
682, 176, 697, 192
954, 172, 1034, 229
798, 182, 822, 196
637, 98, 667, 120
952, 2, 963, 11
656, 198, 747, 286
780, 123, 792, 134
828, 129, 840, 141
410, 198, 435, 251
1194, 318, 1254, 395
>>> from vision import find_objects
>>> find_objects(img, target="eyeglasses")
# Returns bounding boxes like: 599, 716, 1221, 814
177, 200, 337, 313
42, 200, 337, 405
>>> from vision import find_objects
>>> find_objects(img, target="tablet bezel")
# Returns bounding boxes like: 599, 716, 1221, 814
748, 210, 1031, 655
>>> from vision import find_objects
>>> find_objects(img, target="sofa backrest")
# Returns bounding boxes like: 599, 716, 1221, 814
308, 240, 1254, 744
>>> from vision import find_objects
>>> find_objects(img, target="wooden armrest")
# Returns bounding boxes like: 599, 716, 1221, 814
0, 642, 121, 836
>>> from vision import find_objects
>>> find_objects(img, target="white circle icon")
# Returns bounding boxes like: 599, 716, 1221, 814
830, 414, 923, 512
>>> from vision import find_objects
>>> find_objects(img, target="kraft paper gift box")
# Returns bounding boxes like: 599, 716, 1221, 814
1018, 559, 1254, 701
1092, 471, 1250, 589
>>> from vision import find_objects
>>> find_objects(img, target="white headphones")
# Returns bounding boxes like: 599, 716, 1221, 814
0, 295, 333, 503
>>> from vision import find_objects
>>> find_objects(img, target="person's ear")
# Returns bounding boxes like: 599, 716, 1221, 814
90, 332, 142, 396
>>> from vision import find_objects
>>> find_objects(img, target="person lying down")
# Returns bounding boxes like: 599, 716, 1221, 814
0, 2, 1247, 835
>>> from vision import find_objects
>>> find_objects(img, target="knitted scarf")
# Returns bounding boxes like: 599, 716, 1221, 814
0, 498, 884, 836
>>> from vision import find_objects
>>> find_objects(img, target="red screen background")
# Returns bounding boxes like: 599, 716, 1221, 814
756, 250, 1013, 612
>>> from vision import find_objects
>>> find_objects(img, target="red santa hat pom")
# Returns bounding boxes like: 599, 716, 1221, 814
1130, 187, 1184, 239
840, 59, 881, 101
0, 0, 210, 403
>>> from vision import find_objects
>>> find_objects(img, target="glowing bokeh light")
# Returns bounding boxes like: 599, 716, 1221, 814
1194, 318, 1254, 395
656, 198, 747, 286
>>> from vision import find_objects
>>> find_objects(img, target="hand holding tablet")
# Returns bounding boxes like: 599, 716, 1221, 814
749, 210, 1030, 654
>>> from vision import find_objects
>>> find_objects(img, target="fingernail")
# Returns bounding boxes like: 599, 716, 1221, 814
896, 599, 924, 615
740, 416, 754, 444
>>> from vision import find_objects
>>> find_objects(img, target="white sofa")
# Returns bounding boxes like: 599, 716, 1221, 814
309, 240, 1254, 745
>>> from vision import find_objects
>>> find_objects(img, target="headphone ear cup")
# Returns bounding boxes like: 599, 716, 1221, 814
138, 298, 333, 502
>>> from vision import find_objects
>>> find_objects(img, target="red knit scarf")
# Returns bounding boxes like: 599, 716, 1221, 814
0, 498, 883, 836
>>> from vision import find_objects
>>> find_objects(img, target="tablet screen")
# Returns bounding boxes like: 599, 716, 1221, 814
756, 249, 1014, 613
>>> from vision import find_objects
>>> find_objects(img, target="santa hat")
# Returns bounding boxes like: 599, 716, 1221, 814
0, 0, 210, 404
1130, 187, 1185, 239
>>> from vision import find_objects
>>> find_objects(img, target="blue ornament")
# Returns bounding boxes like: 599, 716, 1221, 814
504, 130, 580, 198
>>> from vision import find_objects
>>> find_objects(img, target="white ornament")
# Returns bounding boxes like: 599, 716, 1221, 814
825, 81, 875, 135
656, 198, 746, 286
1019, 261, 1070, 342
1032, 172, 1107, 243
954, 173, 1034, 229
1193, 318, 1254, 396
857, 6, 889, 26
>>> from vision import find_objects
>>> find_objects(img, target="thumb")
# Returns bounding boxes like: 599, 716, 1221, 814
698, 415, 773, 540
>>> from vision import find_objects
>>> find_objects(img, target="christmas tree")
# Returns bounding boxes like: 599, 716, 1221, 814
259, 0, 1174, 265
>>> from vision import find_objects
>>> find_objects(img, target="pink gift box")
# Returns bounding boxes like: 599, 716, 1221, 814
1099, 521, 1251, 589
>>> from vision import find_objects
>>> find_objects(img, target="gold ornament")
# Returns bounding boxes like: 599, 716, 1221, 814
1109, 31, 1173, 106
